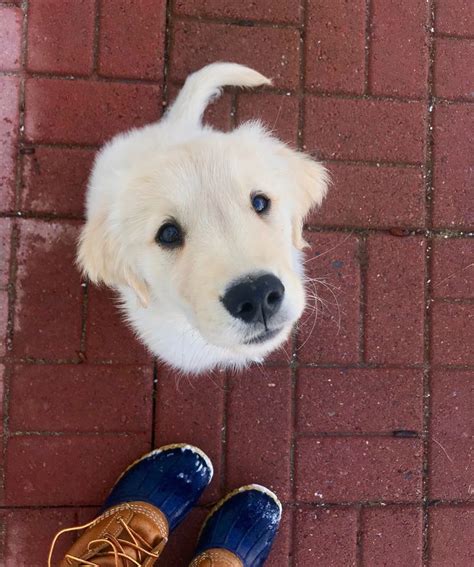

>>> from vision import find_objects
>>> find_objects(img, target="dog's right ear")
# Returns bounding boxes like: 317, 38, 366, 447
277, 146, 330, 249
77, 213, 150, 307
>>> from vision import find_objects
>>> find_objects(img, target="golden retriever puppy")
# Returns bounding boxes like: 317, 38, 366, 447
78, 63, 328, 373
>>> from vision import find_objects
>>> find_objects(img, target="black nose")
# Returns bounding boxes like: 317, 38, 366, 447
222, 274, 285, 325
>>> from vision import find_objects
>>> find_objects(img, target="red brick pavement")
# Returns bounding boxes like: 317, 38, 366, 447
0, 1, 473, 566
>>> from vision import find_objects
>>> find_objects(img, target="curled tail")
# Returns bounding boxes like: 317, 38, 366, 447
164, 62, 271, 127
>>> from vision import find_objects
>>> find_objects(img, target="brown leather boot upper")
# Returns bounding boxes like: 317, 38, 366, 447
189, 548, 244, 567
58, 501, 168, 567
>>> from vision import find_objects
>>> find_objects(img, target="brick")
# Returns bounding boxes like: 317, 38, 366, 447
314, 163, 426, 229
431, 302, 474, 365
24, 79, 161, 145
297, 368, 424, 434
429, 506, 474, 567
27, 0, 95, 75
226, 367, 292, 500
1, 508, 77, 567
432, 103, 474, 229
369, 0, 429, 98
170, 20, 300, 90
98, 0, 166, 80
0, 7, 22, 70
155, 366, 225, 503
5, 433, 150, 505
294, 507, 358, 567
432, 238, 474, 299
9, 364, 153, 433
236, 92, 299, 146
361, 506, 423, 566
430, 371, 473, 500
174, 0, 300, 24
297, 232, 361, 364
435, 0, 474, 37
13, 220, 82, 359
86, 286, 151, 363
0, 77, 19, 212
0, 218, 12, 288
0, 291, 8, 356
295, 437, 423, 503
21, 146, 95, 215
167, 83, 233, 131
434, 39, 474, 100
305, 0, 366, 94
304, 97, 426, 163
365, 235, 426, 365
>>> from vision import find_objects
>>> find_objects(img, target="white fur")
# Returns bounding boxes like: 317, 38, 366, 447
78, 63, 329, 374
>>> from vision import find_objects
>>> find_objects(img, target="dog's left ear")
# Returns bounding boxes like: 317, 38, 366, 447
279, 146, 329, 249
77, 211, 151, 307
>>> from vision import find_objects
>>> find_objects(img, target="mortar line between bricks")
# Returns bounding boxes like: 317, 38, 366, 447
78, 281, 88, 357
24, 71, 165, 86
0, 358, 157, 369
4, 68, 474, 106
303, 225, 474, 237
160, 0, 173, 111
218, 370, 229, 500
10, 430, 148, 437
19, 141, 100, 151
288, 330, 298, 567
17, 147, 429, 169
174, 13, 301, 30
4, 356, 474, 371
2, 212, 473, 237
296, 431, 422, 439
288, 3, 308, 564
13, 0, 29, 213
92, 0, 101, 76
422, 3, 436, 565
358, 234, 368, 363
1, 500, 471, 512
356, 504, 364, 567
150, 359, 158, 449
0, 212, 85, 222
364, 0, 372, 95
434, 32, 474, 41
1, 3, 29, 538
14, 69, 434, 102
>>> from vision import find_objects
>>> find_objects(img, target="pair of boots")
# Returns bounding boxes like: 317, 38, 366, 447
49, 444, 281, 566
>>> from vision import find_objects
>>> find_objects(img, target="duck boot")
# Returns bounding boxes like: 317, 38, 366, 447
189, 485, 282, 567
49, 443, 213, 567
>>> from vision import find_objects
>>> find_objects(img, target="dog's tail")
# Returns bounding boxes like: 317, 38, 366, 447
164, 62, 271, 127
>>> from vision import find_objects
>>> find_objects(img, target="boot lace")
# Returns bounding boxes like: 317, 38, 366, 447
48, 516, 167, 566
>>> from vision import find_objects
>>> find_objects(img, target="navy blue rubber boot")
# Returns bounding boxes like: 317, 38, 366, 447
102, 443, 213, 531
192, 484, 282, 567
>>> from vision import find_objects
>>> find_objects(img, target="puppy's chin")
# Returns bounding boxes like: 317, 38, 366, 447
201, 321, 293, 358
236, 323, 293, 358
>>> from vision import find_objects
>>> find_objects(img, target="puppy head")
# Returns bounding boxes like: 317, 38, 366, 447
78, 64, 328, 370
78, 121, 328, 365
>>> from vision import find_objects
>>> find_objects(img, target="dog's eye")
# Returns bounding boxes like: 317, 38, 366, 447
155, 222, 183, 247
251, 194, 270, 214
